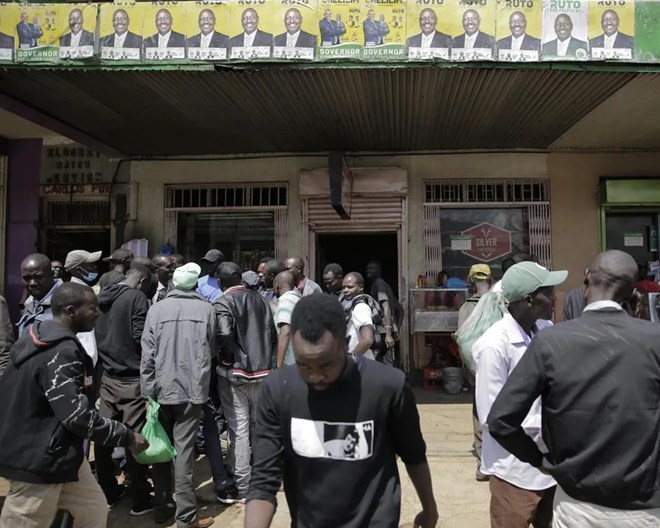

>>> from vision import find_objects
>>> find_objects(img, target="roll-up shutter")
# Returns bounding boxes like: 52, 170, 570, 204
305, 195, 404, 232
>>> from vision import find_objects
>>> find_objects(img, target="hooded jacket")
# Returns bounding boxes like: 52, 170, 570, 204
0, 320, 133, 484
95, 283, 149, 379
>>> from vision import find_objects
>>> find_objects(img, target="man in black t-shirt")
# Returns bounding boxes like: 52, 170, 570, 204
245, 294, 438, 528
366, 260, 402, 367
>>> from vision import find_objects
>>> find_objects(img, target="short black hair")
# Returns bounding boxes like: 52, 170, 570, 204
323, 263, 344, 277
345, 271, 365, 287
260, 256, 274, 265
501, 258, 516, 274
51, 282, 94, 315
265, 259, 285, 277
291, 293, 347, 344
99, 270, 126, 291
127, 263, 152, 283
218, 262, 243, 288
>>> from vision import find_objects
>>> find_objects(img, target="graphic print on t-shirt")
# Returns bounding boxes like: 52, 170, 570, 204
291, 417, 374, 461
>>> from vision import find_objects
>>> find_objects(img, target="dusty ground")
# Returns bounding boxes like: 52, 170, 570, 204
1, 389, 491, 528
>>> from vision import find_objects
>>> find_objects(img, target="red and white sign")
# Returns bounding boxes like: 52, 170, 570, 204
461, 222, 512, 263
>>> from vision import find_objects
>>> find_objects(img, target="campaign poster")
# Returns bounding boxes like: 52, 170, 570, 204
634, 1, 660, 62
317, 0, 362, 60
588, 2, 634, 60
14, 4, 60, 63
185, 1, 230, 61
406, 1, 452, 61
361, 0, 405, 60
541, 0, 589, 60
447, 0, 496, 61
0, 3, 18, 62
272, 0, 319, 60
99, 3, 145, 62
229, 0, 277, 60
142, 2, 187, 61
58, 4, 98, 60
496, 0, 542, 62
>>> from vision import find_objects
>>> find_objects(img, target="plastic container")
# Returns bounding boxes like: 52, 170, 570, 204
442, 367, 464, 394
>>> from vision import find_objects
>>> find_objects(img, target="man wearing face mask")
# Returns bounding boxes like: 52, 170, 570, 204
65, 249, 102, 367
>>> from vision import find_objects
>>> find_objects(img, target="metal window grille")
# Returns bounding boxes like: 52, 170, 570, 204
44, 200, 111, 226
425, 179, 548, 204
166, 184, 287, 209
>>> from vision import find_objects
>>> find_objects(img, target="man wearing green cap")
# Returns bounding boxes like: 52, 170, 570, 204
473, 261, 567, 528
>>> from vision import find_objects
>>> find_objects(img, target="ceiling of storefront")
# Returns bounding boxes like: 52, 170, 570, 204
0, 107, 63, 140
0, 65, 647, 156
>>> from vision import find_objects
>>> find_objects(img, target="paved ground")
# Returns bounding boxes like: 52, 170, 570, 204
0, 389, 491, 528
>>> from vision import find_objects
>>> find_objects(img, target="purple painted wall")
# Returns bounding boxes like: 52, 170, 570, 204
5, 139, 42, 324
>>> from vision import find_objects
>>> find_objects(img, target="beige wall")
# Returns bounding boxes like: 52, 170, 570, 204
128, 152, 660, 295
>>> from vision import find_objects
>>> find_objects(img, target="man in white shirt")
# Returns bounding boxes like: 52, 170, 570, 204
588, 9, 634, 51
144, 8, 186, 49
342, 272, 375, 360
59, 9, 94, 47
229, 8, 273, 49
100, 9, 143, 50
495, 12, 540, 53
452, 9, 494, 50
474, 261, 567, 528
273, 8, 317, 49
541, 14, 588, 58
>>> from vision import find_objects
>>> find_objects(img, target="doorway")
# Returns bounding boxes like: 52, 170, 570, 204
605, 212, 659, 269
316, 233, 399, 297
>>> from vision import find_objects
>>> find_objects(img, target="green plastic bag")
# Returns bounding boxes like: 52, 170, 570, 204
134, 398, 176, 465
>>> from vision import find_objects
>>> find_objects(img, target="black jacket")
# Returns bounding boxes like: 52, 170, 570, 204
215, 286, 276, 380
0, 321, 133, 484
96, 283, 149, 379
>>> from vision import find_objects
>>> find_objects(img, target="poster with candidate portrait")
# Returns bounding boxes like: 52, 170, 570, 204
271, 0, 319, 60
228, 0, 279, 60
496, 0, 542, 62
185, 1, 230, 60
0, 3, 18, 63
361, 0, 405, 60
406, 1, 452, 60
142, 3, 188, 61
588, 2, 634, 60
58, 4, 98, 61
447, 0, 496, 61
541, 0, 588, 60
14, 4, 60, 63
99, 3, 145, 62
317, 0, 362, 60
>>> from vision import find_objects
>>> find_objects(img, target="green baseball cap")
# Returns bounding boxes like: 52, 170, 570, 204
501, 261, 568, 303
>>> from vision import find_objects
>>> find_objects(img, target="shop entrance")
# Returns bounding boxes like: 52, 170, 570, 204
315, 233, 399, 296
605, 212, 659, 268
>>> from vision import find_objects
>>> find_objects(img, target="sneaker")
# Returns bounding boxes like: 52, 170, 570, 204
154, 503, 176, 524
190, 517, 215, 528
476, 469, 490, 482
216, 485, 239, 504
106, 484, 127, 507
130, 497, 155, 516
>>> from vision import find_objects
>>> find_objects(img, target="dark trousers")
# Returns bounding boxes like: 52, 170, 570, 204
489, 476, 555, 528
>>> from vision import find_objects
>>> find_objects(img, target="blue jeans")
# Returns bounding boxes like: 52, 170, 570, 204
201, 398, 233, 492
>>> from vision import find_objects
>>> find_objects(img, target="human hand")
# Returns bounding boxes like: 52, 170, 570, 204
385, 334, 395, 349
129, 432, 149, 455
413, 508, 439, 528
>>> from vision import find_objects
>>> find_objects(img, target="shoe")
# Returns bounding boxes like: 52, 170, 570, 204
106, 484, 127, 507
154, 503, 176, 524
190, 517, 214, 528
216, 485, 239, 504
476, 471, 490, 482
130, 497, 155, 516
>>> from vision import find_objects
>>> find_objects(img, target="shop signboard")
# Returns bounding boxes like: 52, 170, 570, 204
461, 222, 512, 262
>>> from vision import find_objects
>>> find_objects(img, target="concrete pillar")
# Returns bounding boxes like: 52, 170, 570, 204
5, 138, 42, 324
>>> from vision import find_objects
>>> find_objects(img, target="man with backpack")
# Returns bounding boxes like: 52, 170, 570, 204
366, 261, 403, 366
342, 272, 379, 360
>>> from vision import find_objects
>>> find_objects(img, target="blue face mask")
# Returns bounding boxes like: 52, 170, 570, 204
79, 268, 98, 283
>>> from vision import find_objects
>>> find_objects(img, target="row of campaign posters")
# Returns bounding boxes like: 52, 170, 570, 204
0, 0, 643, 63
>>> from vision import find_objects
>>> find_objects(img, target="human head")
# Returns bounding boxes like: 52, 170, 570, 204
462, 9, 480, 36
468, 263, 492, 293
217, 262, 243, 290
198, 8, 216, 35
257, 257, 273, 287
172, 254, 185, 269
65, 250, 102, 285
112, 9, 129, 35
501, 257, 516, 275
285, 257, 305, 283
366, 260, 381, 281
264, 259, 285, 289
322, 263, 344, 295
554, 14, 573, 41
21, 12, 28, 23
585, 250, 638, 305
131, 256, 157, 273
284, 8, 302, 35
502, 262, 567, 323
172, 262, 201, 291
241, 8, 259, 34
342, 272, 365, 301
291, 294, 348, 391
274, 271, 296, 297
103, 248, 134, 273
437, 270, 449, 287
324, 9, 332, 20
21, 253, 55, 301
601, 9, 619, 37
367, 9, 375, 20
152, 254, 174, 285
68, 8, 83, 34
124, 264, 153, 296
155, 8, 172, 35
344, 430, 359, 453
51, 260, 66, 280
509, 11, 526, 38
242, 271, 260, 290
200, 249, 225, 277
51, 282, 98, 334
419, 8, 437, 36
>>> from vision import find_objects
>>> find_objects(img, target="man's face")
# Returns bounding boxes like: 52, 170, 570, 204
344, 433, 358, 452
51, 261, 65, 279
199, 10, 215, 34
257, 262, 267, 286
22, 261, 55, 300
342, 275, 363, 301
69, 10, 83, 33
156, 10, 172, 35
601, 10, 619, 36
366, 263, 379, 280
529, 286, 556, 321
73, 291, 99, 333
554, 15, 572, 41
242, 9, 258, 34
285, 9, 302, 34
292, 330, 346, 391
324, 9, 332, 20
323, 272, 343, 295
154, 257, 174, 285
509, 12, 526, 38
113, 10, 129, 35
462, 10, 480, 35
285, 259, 302, 282
21, 12, 28, 23
336, 14, 342, 21
419, 9, 437, 35
368, 10, 375, 20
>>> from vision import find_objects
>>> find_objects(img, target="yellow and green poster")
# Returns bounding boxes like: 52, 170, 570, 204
58, 3, 98, 60
317, 0, 362, 59
185, 1, 231, 61
15, 4, 60, 63
272, 0, 319, 60
447, 0, 496, 61
142, 2, 188, 61
99, 3, 146, 62
229, 0, 278, 59
362, 0, 406, 60
406, 1, 452, 60
0, 3, 18, 62
588, 1, 634, 60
